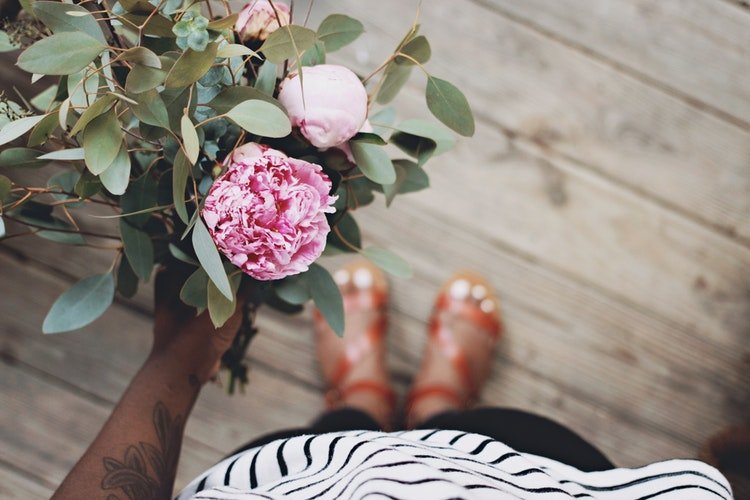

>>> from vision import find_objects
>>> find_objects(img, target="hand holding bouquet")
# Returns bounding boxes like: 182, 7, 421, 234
0, 0, 474, 391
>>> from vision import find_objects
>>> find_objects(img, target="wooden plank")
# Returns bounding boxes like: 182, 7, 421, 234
476, 0, 750, 128
309, 0, 750, 242
0, 360, 215, 492
0, 243, 711, 466
0, 463, 53, 500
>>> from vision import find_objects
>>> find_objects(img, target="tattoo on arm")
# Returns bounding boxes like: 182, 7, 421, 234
101, 402, 184, 500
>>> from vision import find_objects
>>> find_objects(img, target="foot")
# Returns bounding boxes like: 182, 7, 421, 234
313, 260, 395, 429
406, 273, 502, 428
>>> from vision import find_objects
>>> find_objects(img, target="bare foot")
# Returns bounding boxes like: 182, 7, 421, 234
406, 273, 502, 428
314, 261, 395, 429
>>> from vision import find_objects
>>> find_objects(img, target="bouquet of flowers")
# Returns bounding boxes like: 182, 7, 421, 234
0, 0, 474, 391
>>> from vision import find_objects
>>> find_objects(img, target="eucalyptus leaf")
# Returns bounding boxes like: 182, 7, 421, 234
300, 41, 326, 67
121, 174, 157, 227
259, 25, 316, 64
83, 109, 122, 175
317, 14, 364, 52
361, 246, 413, 278
254, 61, 277, 95
17, 32, 105, 75
217, 43, 256, 58
207, 13, 238, 30
327, 212, 361, 252
0, 115, 46, 146
169, 243, 198, 266
382, 159, 429, 206
274, 274, 311, 305
192, 218, 232, 300
128, 89, 170, 128
0, 31, 19, 53
164, 42, 218, 88
69, 94, 117, 136
28, 113, 59, 147
225, 100, 291, 138
36, 230, 86, 245
117, 256, 139, 298
0, 147, 45, 168
38, 148, 85, 161
307, 264, 344, 336
396, 35, 431, 65
394, 119, 456, 155
180, 114, 200, 163
172, 149, 191, 223
350, 140, 396, 185
30, 85, 58, 111
425, 76, 475, 137
120, 220, 154, 281
0, 217, 4, 238
376, 64, 412, 105
0, 175, 11, 202
116, 46, 161, 67
208, 86, 282, 114
99, 144, 131, 195
32, 1, 106, 43
42, 273, 115, 334
207, 272, 240, 328
125, 65, 166, 93
180, 267, 208, 308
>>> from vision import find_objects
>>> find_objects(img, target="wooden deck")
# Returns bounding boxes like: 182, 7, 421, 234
1, 0, 749, 496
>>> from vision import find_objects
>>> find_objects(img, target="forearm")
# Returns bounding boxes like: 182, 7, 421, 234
53, 353, 202, 500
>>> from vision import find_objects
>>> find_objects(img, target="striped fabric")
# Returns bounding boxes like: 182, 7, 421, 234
176, 429, 732, 499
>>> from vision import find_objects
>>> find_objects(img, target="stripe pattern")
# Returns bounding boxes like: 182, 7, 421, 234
176, 429, 732, 499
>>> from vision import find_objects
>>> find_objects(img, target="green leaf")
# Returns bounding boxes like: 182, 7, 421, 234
119, 0, 156, 14
0, 175, 11, 203
74, 170, 102, 198
350, 140, 396, 185
125, 65, 166, 93
390, 131, 436, 166
180, 114, 200, 163
69, 94, 117, 136
42, 273, 115, 334
17, 32, 105, 75
225, 100, 291, 138
396, 35, 431, 65
38, 148, 85, 161
259, 25, 316, 64
382, 159, 429, 206
164, 42, 218, 88
32, 1, 106, 44
128, 90, 170, 128
169, 243, 198, 266
116, 256, 139, 298
28, 113, 60, 146
66, 65, 99, 109
172, 149, 191, 224
121, 13, 175, 37
317, 14, 364, 52
0, 217, 4, 238
394, 119, 456, 155
192, 218, 232, 300
121, 174, 157, 227
207, 13, 238, 30
361, 247, 413, 278
352, 132, 387, 145
30, 85, 58, 111
180, 267, 209, 308
120, 220, 154, 281
307, 264, 344, 336
376, 64, 412, 104
0, 31, 19, 53
208, 86, 282, 114
0, 115, 46, 146
327, 212, 361, 253
300, 41, 326, 67
0, 147, 45, 168
207, 272, 240, 328
36, 229, 86, 245
99, 144, 131, 195
254, 61, 277, 95
83, 109, 122, 175
425, 76, 475, 137
216, 43, 257, 59
115, 46, 161, 67
274, 274, 311, 305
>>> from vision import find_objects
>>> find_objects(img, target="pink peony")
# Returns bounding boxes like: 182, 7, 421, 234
277, 64, 368, 149
202, 142, 337, 281
235, 0, 290, 43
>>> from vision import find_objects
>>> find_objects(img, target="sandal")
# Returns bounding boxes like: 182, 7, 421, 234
313, 260, 397, 423
405, 272, 502, 424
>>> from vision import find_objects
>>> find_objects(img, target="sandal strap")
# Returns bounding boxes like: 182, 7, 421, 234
326, 379, 397, 410
323, 313, 388, 388
405, 385, 473, 413
434, 293, 502, 337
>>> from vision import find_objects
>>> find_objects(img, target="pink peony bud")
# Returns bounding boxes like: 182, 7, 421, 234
202, 142, 337, 281
235, 0, 290, 43
277, 64, 368, 149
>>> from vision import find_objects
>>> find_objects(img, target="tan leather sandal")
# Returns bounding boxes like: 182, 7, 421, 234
313, 260, 397, 420
405, 272, 503, 421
